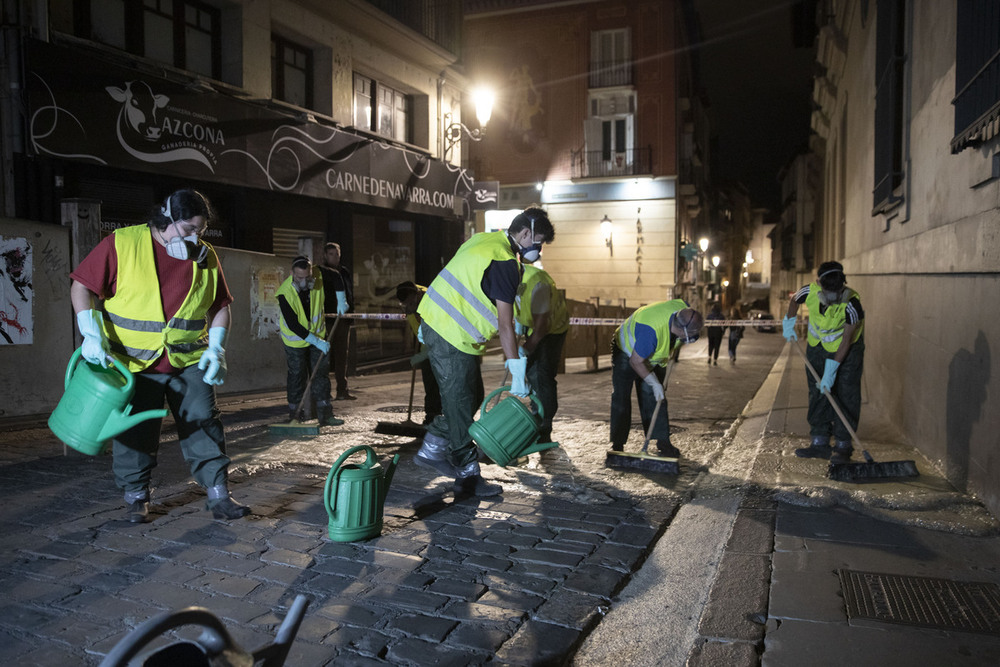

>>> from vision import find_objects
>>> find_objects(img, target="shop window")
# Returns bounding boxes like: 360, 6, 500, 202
272, 35, 313, 109
76, 0, 221, 80
952, 1, 1000, 153
353, 73, 411, 143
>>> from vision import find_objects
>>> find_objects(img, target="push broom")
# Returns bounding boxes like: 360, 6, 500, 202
605, 358, 680, 475
373, 362, 427, 438
268, 316, 340, 437
790, 341, 918, 482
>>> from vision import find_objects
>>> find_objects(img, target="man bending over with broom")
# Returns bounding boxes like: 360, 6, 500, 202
276, 256, 344, 428
414, 207, 555, 497
610, 301, 703, 460
783, 261, 864, 464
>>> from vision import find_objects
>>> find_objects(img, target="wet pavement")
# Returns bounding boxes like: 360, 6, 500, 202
1, 330, 999, 665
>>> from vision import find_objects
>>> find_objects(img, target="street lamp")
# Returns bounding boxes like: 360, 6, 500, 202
600, 215, 614, 256
443, 87, 494, 159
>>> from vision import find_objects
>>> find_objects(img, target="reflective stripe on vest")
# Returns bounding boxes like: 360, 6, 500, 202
102, 224, 217, 372
276, 268, 325, 348
515, 265, 569, 335
804, 283, 864, 353
417, 231, 518, 355
616, 299, 687, 365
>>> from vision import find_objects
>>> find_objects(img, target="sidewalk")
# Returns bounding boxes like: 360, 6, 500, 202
1, 339, 999, 665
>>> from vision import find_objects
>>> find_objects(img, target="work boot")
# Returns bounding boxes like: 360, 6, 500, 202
830, 441, 854, 465
655, 441, 681, 458
206, 484, 250, 520
413, 432, 458, 477
123, 489, 150, 523
795, 435, 833, 459
317, 402, 344, 426
453, 475, 503, 497
335, 391, 357, 401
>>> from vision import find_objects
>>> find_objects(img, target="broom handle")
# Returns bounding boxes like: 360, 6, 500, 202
291, 315, 339, 423
406, 335, 418, 422
642, 358, 675, 452
789, 341, 861, 449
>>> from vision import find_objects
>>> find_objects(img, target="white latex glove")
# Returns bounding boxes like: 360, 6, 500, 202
76, 309, 110, 367
198, 326, 227, 385
505, 357, 530, 397
336, 291, 348, 316
305, 333, 330, 355
782, 316, 798, 341
643, 372, 665, 402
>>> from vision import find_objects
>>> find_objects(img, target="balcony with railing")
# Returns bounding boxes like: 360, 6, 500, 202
589, 60, 634, 88
571, 145, 652, 179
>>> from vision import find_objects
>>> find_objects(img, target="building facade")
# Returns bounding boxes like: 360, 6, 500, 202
810, 1, 1000, 515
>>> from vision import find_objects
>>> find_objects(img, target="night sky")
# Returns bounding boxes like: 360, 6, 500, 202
692, 0, 818, 212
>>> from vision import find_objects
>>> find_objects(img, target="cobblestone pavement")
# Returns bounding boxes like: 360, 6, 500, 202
0, 332, 786, 665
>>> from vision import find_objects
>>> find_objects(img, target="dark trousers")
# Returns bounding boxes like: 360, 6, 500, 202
112, 364, 230, 493
610, 344, 670, 448
423, 324, 485, 469
417, 359, 442, 423
284, 344, 332, 411
728, 333, 742, 359
527, 331, 566, 441
707, 330, 724, 361
326, 317, 351, 394
806, 340, 864, 442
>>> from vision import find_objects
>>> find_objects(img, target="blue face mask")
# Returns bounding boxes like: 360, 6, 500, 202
520, 242, 542, 263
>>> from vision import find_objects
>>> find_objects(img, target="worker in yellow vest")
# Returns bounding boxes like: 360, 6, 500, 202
514, 264, 569, 444
276, 256, 344, 428
69, 188, 249, 523
415, 207, 555, 496
611, 300, 704, 458
783, 261, 865, 464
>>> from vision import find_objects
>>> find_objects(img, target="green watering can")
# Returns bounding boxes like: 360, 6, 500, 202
324, 445, 399, 542
468, 385, 559, 467
48, 347, 169, 456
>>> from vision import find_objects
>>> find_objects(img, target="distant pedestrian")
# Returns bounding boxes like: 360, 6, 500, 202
705, 302, 725, 365
69, 188, 249, 522
783, 261, 865, 464
610, 300, 703, 458
276, 256, 344, 427
728, 308, 744, 364
395, 281, 441, 424
318, 241, 355, 401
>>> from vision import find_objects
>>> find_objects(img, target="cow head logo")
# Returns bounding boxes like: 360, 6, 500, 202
106, 81, 168, 142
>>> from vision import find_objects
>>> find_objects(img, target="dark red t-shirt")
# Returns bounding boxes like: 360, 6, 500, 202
70, 229, 234, 373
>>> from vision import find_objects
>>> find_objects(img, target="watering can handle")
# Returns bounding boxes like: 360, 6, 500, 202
480, 385, 544, 420
324, 445, 376, 516
66, 346, 135, 395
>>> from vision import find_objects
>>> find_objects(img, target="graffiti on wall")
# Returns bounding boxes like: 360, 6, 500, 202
0, 237, 33, 345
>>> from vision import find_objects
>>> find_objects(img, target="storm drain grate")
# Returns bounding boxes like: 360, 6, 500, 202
839, 569, 1000, 635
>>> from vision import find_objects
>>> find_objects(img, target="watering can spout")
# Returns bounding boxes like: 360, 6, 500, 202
380, 454, 400, 505
97, 404, 169, 442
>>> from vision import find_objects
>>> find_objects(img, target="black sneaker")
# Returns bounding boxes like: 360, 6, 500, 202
125, 500, 149, 523
335, 392, 357, 401
209, 497, 251, 520
453, 475, 502, 497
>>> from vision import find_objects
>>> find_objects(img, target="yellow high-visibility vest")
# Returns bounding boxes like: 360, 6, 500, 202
804, 282, 864, 352
616, 299, 688, 365
515, 264, 569, 336
102, 224, 217, 372
276, 267, 326, 348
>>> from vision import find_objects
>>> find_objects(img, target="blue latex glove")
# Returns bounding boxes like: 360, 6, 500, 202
818, 358, 841, 393
417, 323, 425, 344
305, 333, 330, 355
76, 309, 110, 367
782, 316, 798, 341
336, 290, 348, 315
505, 357, 530, 397
642, 372, 665, 402
514, 320, 526, 336
410, 346, 429, 367
518, 345, 529, 359
198, 326, 228, 385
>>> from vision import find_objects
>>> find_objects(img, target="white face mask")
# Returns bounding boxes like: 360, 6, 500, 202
163, 222, 207, 263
